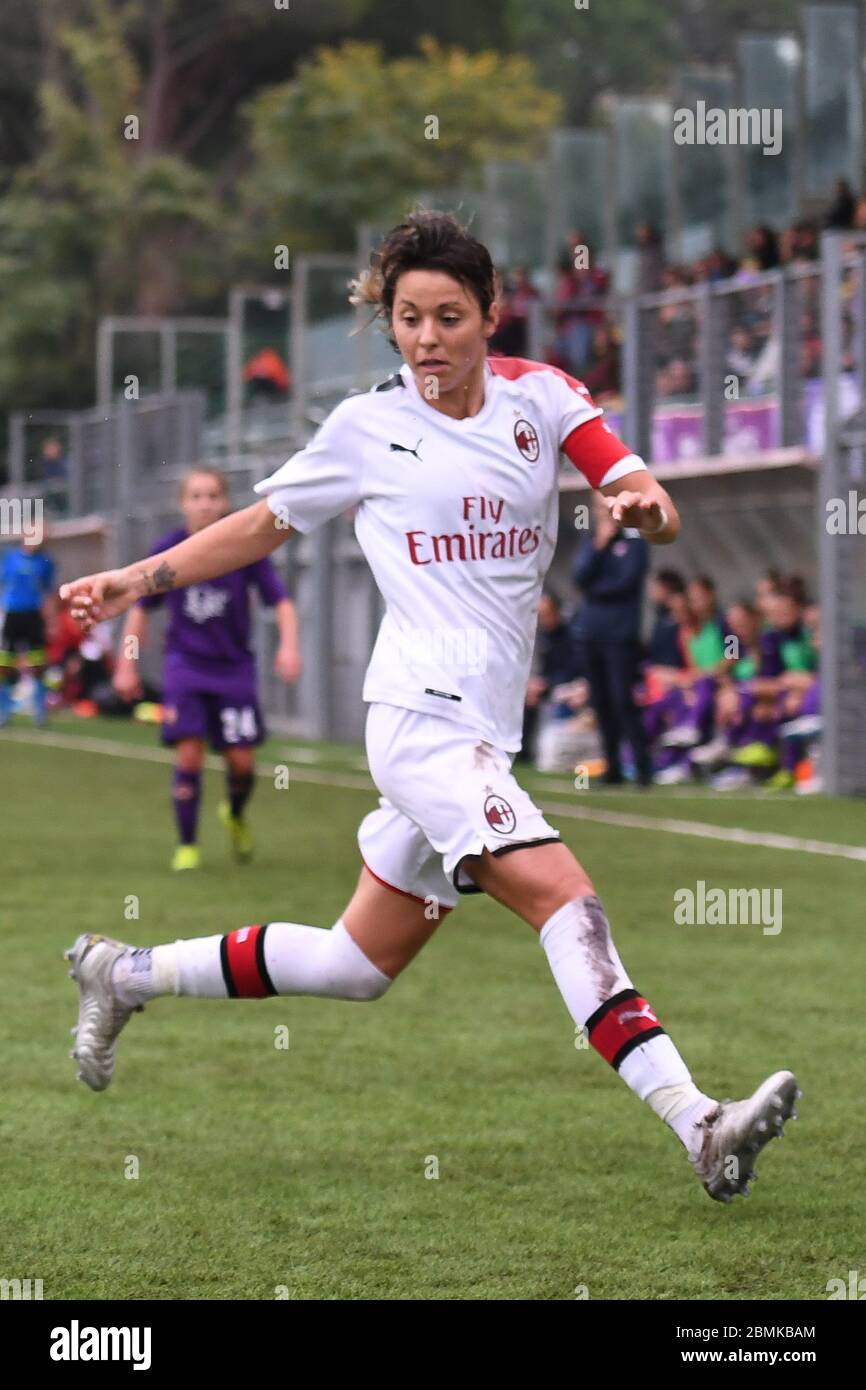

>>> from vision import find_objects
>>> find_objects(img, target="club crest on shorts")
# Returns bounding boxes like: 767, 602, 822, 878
484, 792, 516, 834
513, 418, 540, 462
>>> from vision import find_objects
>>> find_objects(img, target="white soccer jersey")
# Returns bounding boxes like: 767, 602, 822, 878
254, 356, 646, 751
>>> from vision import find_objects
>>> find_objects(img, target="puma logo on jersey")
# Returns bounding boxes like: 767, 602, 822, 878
390, 437, 423, 461
619, 1005, 657, 1025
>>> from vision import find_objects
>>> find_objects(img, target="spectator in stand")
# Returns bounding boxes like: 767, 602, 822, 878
657, 357, 698, 400
491, 266, 539, 357
551, 231, 609, 375
519, 589, 582, 764
243, 347, 291, 400
756, 569, 781, 624
726, 325, 759, 384
689, 580, 817, 789
781, 219, 820, 266
655, 267, 698, 389
40, 436, 69, 517
641, 575, 689, 744
689, 600, 782, 786
634, 221, 665, 293
824, 177, 856, 230
571, 494, 651, 786
758, 577, 816, 679
684, 576, 728, 674
581, 324, 621, 399
652, 577, 728, 781
799, 310, 823, 379
45, 603, 85, 705
776, 603, 822, 792
743, 225, 780, 272
646, 570, 687, 668
697, 247, 738, 283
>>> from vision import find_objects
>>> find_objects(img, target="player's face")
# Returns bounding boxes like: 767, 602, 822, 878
181, 474, 229, 533
391, 270, 498, 401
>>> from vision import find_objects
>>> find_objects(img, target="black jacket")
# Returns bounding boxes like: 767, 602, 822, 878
571, 533, 648, 644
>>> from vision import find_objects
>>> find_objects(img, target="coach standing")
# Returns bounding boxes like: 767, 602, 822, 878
571, 495, 651, 786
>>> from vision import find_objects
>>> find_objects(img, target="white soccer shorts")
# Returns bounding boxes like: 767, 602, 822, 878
357, 702, 561, 910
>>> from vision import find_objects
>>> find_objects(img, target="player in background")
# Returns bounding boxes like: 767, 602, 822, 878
60, 213, 799, 1204
112, 468, 300, 870
0, 530, 56, 728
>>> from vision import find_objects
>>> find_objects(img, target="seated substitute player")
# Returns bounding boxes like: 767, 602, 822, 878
60, 212, 799, 1204
0, 530, 56, 727
112, 467, 301, 869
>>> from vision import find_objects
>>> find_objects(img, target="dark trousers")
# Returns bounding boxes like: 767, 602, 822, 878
583, 639, 650, 781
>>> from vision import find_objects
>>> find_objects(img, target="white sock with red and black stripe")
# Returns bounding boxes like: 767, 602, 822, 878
111, 920, 390, 1005
539, 896, 716, 1157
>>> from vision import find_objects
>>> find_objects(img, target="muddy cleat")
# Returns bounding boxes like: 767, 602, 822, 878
218, 800, 253, 863
691, 1070, 801, 1203
171, 844, 201, 872
64, 933, 141, 1091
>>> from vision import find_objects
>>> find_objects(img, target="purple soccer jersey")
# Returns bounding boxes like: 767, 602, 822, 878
139, 527, 290, 748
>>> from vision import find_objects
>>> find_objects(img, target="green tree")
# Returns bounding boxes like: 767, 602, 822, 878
238, 37, 560, 263
0, 1, 222, 410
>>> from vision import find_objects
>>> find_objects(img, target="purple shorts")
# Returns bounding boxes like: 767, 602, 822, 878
160, 658, 265, 750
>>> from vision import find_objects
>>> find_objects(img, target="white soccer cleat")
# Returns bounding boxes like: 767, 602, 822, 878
691, 1070, 801, 1203
64, 933, 142, 1092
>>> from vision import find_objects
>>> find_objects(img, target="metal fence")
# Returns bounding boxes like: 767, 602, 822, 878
3, 252, 862, 777
819, 231, 866, 795
5, 392, 206, 534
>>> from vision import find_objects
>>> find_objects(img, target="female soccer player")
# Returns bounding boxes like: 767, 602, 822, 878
112, 467, 301, 869
60, 213, 798, 1203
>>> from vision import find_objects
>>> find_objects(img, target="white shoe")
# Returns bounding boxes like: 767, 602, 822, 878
691, 1070, 801, 1202
690, 735, 730, 768
654, 762, 692, 785
781, 715, 822, 739
795, 776, 823, 795
660, 725, 701, 749
64, 933, 141, 1091
710, 766, 752, 790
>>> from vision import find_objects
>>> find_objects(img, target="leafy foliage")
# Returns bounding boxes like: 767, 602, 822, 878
238, 38, 560, 260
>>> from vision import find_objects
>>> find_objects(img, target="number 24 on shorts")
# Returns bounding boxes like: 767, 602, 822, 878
221, 706, 258, 743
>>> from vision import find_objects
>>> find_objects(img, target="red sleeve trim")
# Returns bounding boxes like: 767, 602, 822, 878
488, 355, 591, 396
562, 416, 635, 488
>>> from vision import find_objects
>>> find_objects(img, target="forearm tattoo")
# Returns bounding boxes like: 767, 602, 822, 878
140, 561, 177, 595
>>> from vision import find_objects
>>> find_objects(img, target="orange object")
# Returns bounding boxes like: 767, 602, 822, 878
243, 348, 290, 393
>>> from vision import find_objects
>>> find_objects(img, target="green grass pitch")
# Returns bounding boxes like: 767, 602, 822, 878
2, 715, 865, 1300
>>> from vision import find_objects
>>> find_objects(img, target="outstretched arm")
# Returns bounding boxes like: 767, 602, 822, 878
60, 500, 291, 630
600, 469, 680, 545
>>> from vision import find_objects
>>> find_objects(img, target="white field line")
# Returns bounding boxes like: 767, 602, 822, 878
4, 727, 866, 865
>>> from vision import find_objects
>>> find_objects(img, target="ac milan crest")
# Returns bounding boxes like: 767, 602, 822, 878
514, 418, 540, 462
484, 793, 516, 835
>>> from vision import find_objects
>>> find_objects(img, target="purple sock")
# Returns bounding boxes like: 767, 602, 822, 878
172, 768, 201, 845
